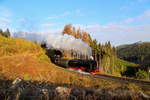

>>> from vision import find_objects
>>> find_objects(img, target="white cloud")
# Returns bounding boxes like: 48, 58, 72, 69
16, 18, 39, 31
0, 6, 12, 29
76, 9, 81, 13
138, 9, 150, 20
120, 1, 135, 10
17, 18, 26, 22
122, 18, 135, 24
121, 9, 150, 24
120, 0, 149, 10
47, 9, 84, 20
47, 15, 59, 20
73, 23, 150, 46
41, 23, 55, 27
0, 17, 10, 23
62, 11, 72, 16
41, 28, 62, 34
47, 11, 72, 20
0, 23, 7, 28
0, 6, 12, 17
71, 9, 150, 45
75, 9, 84, 16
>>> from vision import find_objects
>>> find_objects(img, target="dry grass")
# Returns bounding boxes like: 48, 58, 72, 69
1, 53, 148, 94
0, 35, 149, 94
0, 35, 49, 62
0, 54, 113, 88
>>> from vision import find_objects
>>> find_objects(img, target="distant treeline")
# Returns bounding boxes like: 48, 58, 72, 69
0, 28, 11, 38
117, 42, 150, 66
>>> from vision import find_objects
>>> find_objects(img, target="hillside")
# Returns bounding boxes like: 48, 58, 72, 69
117, 42, 150, 66
0, 34, 150, 99
0, 34, 119, 87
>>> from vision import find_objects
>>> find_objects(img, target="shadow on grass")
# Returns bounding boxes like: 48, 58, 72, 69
0, 79, 150, 100
0, 79, 89, 100
122, 66, 138, 77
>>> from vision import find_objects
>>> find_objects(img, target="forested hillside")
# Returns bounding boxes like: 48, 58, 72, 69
117, 42, 150, 66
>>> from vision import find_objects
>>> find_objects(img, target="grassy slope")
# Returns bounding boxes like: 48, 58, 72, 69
0, 35, 149, 93
114, 58, 138, 77
115, 58, 137, 67
0, 35, 116, 88
115, 58, 138, 71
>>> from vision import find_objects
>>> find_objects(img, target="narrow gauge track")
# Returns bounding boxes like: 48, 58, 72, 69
51, 56, 150, 86
65, 68, 150, 86
94, 74, 150, 86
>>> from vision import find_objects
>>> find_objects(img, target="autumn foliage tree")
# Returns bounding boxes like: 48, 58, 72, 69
62, 24, 92, 45
82, 32, 92, 44
62, 24, 73, 36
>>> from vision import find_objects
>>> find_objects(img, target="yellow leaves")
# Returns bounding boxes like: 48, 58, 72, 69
62, 24, 92, 46
0, 35, 42, 57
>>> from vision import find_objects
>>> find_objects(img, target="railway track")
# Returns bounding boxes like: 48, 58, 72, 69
52, 58, 150, 86
66, 68, 150, 86
94, 74, 150, 86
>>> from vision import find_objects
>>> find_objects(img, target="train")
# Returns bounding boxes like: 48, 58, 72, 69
47, 49, 99, 74
51, 56, 98, 72
40, 43, 99, 74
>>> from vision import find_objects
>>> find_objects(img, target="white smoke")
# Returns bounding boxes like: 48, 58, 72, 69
46, 34, 91, 56
13, 31, 92, 56
13, 31, 46, 43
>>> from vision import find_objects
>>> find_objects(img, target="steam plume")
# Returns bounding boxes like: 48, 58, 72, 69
13, 31, 92, 56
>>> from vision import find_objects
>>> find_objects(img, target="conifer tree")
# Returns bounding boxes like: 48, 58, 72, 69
0, 28, 10, 37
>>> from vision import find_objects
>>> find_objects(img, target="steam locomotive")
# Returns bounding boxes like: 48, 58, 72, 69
41, 40, 99, 74
48, 49, 99, 74
51, 57, 97, 72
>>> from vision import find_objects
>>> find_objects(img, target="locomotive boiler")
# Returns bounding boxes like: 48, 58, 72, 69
50, 56, 99, 74
46, 49, 99, 74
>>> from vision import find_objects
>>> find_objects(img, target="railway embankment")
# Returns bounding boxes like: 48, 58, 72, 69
0, 78, 150, 100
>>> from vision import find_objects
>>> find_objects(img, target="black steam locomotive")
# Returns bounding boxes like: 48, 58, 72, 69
51, 56, 97, 73
45, 49, 99, 74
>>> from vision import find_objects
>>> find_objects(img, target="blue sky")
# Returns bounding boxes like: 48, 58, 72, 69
0, 0, 150, 45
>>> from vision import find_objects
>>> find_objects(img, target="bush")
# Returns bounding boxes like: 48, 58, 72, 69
136, 69, 148, 80
124, 83, 141, 91
23, 73, 31, 80
37, 53, 50, 62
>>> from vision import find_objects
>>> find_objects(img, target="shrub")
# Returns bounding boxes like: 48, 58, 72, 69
136, 69, 148, 80
23, 73, 31, 80
122, 83, 141, 91
37, 53, 50, 62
